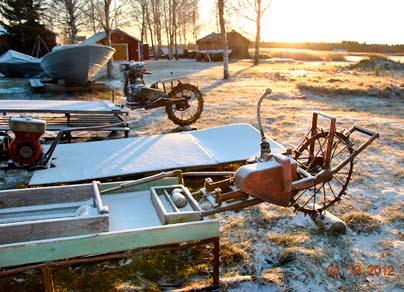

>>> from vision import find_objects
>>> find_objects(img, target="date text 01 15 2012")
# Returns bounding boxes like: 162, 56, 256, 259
326, 263, 396, 278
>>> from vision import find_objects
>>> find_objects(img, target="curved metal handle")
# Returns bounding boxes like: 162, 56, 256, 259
331, 125, 379, 174
257, 88, 272, 139
351, 125, 379, 138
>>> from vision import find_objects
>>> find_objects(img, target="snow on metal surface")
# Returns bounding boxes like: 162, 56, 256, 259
30, 124, 284, 185
0, 50, 40, 64
0, 99, 123, 113
102, 191, 161, 231
191, 123, 285, 162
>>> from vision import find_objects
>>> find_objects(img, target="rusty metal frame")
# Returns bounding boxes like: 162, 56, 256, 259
309, 112, 336, 169
197, 176, 263, 216
0, 237, 220, 292
292, 122, 379, 191
192, 112, 378, 217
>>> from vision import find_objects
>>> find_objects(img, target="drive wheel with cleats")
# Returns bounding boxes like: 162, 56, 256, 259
291, 131, 354, 216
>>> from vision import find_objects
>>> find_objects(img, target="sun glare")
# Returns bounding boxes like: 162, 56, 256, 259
201, 0, 404, 44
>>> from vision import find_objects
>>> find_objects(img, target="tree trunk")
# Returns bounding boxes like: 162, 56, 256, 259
140, 2, 146, 43
146, 4, 157, 60
218, 0, 229, 79
90, 0, 97, 34
254, 0, 262, 66
163, 0, 171, 59
66, 0, 78, 44
104, 0, 113, 79
191, 0, 198, 42
172, 0, 177, 59
152, 0, 162, 59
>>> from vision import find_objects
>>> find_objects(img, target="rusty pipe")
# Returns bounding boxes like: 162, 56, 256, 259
292, 169, 333, 191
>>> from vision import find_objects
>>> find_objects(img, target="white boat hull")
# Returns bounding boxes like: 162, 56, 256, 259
40, 45, 115, 84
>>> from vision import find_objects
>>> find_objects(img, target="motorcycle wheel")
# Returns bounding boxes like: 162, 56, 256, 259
166, 83, 204, 126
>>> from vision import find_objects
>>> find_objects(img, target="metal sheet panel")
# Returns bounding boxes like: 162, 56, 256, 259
29, 124, 285, 185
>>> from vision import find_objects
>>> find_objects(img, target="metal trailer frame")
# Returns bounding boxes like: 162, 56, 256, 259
0, 100, 130, 138
0, 237, 220, 292
0, 175, 221, 291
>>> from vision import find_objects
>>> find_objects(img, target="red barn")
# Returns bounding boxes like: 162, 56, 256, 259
84, 29, 148, 61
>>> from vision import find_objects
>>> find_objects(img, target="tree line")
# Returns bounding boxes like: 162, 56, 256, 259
261, 41, 404, 54
0, 0, 200, 58
0, 0, 273, 79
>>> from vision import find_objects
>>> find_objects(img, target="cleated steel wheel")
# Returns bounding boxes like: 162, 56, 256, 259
291, 130, 354, 216
166, 83, 204, 126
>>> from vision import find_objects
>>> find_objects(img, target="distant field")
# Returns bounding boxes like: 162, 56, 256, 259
249, 47, 404, 63
0, 57, 403, 291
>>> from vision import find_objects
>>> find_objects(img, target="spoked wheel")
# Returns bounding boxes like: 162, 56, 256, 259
166, 83, 204, 126
291, 131, 354, 216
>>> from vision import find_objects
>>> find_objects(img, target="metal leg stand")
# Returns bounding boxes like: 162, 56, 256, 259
41, 266, 55, 292
212, 237, 220, 289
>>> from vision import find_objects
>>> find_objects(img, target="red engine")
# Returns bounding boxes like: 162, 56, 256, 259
9, 116, 46, 165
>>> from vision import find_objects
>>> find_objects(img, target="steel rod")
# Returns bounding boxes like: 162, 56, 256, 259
182, 171, 235, 177
163, 189, 180, 213
100, 170, 182, 194
201, 198, 262, 216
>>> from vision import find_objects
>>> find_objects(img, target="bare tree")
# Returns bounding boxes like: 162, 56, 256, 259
102, 0, 113, 77
45, 0, 85, 44
233, 0, 271, 65
171, 0, 177, 58
218, 0, 229, 79
131, 0, 147, 43
80, 0, 128, 78
151, 0, 162, 57
190, 0, 200, 42
132, 0, 201, 59
177, 0, 199, 47
162, 0, 172, 59
87, 0, 98, 34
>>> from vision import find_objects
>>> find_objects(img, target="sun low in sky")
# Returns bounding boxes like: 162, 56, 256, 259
200, 0, 404, 44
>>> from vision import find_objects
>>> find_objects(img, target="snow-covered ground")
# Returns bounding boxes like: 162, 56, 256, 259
0, 59, 403, 291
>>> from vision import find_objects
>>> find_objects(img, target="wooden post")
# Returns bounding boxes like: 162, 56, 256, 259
41, 266, 55, 292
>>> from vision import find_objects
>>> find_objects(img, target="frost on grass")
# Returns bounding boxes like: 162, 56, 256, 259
381, 203, 404, 224
342, 211, 382, 233
0, 58, 403, 291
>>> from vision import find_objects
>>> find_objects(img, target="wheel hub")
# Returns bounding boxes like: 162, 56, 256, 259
175, 99, 190, 111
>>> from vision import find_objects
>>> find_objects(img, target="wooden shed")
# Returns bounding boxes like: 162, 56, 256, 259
84, 29, 148, 61
196, 30, 251, 59
0, 25, 56, 56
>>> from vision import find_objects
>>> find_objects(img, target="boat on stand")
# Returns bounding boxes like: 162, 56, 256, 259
40, 44, 115, 85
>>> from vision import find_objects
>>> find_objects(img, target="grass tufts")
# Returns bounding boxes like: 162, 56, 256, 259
268, 232, 310, 246
342, 211, 382, 233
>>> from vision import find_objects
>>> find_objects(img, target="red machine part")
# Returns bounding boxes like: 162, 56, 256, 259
9, 117, 46, 165
233, 154, 298, 207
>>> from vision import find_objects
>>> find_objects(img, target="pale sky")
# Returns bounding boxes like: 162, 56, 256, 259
200, 0, 404, 44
